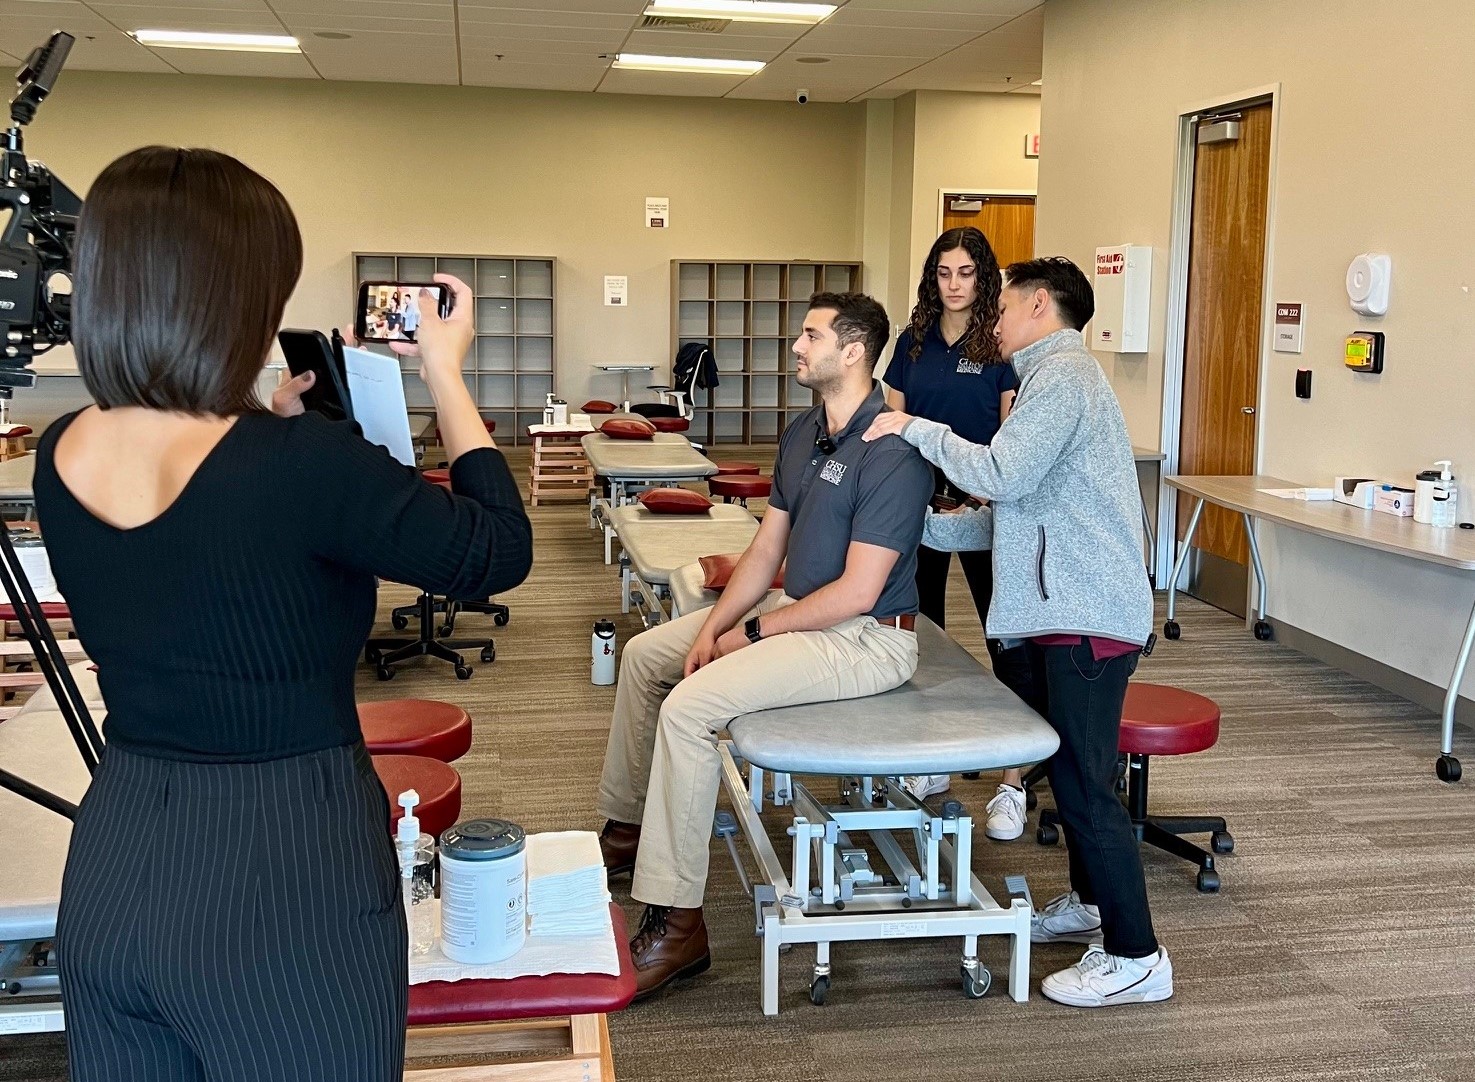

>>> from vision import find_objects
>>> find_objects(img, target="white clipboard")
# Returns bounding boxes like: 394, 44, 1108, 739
342, 347, 416, 467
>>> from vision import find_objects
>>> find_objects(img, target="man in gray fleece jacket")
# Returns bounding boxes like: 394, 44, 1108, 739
865, 256, 1169, 1009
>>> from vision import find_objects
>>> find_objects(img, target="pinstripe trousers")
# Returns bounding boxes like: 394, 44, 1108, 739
57, 742, 407, 1081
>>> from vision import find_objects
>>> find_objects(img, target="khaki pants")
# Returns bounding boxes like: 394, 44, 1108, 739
596, 594, 919, 909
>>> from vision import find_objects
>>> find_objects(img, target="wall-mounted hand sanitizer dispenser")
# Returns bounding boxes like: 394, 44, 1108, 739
1092, 245, 1152, 353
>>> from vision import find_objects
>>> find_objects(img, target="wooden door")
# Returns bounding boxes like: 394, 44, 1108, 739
943, 195, 1035, 268
1177, 102, 1273, 616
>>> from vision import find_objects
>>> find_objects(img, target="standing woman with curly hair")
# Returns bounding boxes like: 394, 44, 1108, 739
882, 227, 1031, 838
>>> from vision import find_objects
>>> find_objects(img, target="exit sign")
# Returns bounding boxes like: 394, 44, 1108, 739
1024, 133, 1040, 158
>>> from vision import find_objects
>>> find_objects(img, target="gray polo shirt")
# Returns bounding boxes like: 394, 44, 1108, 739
769, 382, 932, 619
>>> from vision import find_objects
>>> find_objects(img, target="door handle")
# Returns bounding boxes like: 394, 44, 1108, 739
1241, 407, 1256, 415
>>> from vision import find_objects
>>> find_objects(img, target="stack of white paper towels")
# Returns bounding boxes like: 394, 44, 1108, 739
527, 830, 612, 937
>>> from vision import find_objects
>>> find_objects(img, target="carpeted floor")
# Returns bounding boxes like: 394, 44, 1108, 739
4, 446, 1472, 1081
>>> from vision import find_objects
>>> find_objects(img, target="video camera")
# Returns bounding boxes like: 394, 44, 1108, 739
0, 31, 81, 397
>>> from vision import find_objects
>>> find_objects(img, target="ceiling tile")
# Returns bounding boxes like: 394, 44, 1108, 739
461, 58, 605, 91
835, 0, 1039, 15
597, 67, 745, 97
457, 0, 642, 10
148, 48, 318, 76
89, 7, 290, 32
307, 44, 457, 82
793, 23, 977, 58
823, 6, 1013, 33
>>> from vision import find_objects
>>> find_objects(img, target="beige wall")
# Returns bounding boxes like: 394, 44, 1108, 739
874, 91, 1041, 323
22, 71, 867, 425
1038, 0, 1475, 700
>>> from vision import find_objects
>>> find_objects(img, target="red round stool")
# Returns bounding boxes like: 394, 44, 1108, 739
1037, 682, 1232, 893
359, 699, 473, 763
374, 754, 463, 839
422, 468, 450, 486
649, 416, 690, 434
708, 474, 771, 507
714, 462, 761, 476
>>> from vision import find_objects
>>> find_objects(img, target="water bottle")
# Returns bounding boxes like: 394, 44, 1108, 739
592, 620, 617, 685
396, 790, 437, 957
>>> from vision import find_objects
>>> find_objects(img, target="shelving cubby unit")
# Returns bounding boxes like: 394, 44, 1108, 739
671, 259, 862, 446
353, 252, 557, 447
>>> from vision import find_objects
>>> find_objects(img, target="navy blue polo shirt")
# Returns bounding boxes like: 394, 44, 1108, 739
883, 325, 1020, 446
768, 383, 932, 619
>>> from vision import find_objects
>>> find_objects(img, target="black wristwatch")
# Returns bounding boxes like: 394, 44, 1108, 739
744, 616, 763, 644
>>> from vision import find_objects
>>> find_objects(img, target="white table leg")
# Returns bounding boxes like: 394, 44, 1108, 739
1437, 597, 1474, 781
1164, 497, 1205, 632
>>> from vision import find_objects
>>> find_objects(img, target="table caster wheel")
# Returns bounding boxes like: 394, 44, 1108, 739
1437, 755, 1462, 782
364, 647, 381, 665
439, 624, 455, 638
391, 614, 408, 631
809, 975, 830, 1006
494, 611, 510, 627
376, 665, 395, 681
1212, 831, 1235, 854
1196, 868, 1220, 893
480, 646, 496, 663
1036, 823, 1059, 846
455, 665, 473, 680
1254, 620, 1273, 641
961, 964, 991, 999
1164, 620, 1181, 640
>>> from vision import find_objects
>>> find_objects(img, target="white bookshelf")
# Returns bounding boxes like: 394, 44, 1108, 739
353, 252, 556, 446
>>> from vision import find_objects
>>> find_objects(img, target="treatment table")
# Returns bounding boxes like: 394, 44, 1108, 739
581, 433, 717, 561
716, 618, 1060, 1014
609, 505, 759, 626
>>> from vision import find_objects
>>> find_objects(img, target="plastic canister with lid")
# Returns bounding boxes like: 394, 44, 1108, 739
439, 819, 527, 964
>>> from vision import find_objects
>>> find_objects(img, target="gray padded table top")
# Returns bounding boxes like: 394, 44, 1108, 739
729, 619, 1059, 776
617, 511, 760, 585
669, 561, 718, 615
0, 452, 35, 500
581, 432, 716, 479
0, 663, 103, 940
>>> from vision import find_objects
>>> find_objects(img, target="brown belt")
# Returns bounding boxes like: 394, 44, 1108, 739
875, 613, 917, 631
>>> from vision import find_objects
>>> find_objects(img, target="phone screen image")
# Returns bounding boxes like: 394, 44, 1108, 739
357, 282, 448, 343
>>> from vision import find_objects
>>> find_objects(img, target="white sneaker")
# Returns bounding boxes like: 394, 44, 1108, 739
1041, 943, 1173, 1008
902, 774, 951, 800
984, 784, 1026, 840
1030, 890, 1103, 944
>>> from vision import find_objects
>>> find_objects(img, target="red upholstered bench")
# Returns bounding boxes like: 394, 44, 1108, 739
373, 754, 462, 839
359, 699, 472, 763
714, 461, 761, 476
0, 602, 70, 622
708, 474, 771, 507
648, 416, 690, 434
1037, 683, 1233, 893
405, 903, 636, 1080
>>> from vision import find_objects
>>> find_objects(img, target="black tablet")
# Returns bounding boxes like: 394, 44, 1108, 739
278, 328, 354, 423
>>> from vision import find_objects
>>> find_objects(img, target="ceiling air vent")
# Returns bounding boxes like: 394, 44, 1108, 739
638, 14, 733, 33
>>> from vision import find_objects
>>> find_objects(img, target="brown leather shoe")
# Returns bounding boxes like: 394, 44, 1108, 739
599, 820, 641, 878
630, 905, 711, 1001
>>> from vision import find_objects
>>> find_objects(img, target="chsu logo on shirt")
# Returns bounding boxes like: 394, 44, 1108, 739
955, 359, 985, 375
820, 460, 846, 485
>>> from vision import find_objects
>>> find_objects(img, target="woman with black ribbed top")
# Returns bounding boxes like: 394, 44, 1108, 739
35, 147, 533, 1082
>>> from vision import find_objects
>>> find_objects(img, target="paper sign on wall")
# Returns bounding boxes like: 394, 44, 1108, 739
645, 197, 669, 229
604, 276, 629, 307
1273, 302, 1304, 353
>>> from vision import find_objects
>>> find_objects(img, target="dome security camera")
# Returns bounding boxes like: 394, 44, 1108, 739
796, 89, 810, 104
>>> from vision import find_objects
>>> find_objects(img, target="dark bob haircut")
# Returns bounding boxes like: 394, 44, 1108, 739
73, 146, 303, 415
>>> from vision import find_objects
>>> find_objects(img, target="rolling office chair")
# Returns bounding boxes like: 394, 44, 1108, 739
630, 359, 704, 451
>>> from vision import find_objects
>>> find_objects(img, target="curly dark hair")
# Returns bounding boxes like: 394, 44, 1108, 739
906, 226, 1003, 367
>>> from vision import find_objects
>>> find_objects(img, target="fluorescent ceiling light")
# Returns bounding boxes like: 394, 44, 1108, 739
645, 1, 837, 25
131, 30, 300, 53
613, 53, 765, 75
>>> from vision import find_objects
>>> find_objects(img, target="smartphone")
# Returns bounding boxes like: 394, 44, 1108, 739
278, 328, 354, 422
355, 281, 451, 344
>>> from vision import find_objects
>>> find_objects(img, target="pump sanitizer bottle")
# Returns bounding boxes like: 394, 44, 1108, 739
397, 789, 437, 957
1432, 460, 1459, 529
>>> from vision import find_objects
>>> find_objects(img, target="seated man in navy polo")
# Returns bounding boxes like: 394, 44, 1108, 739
594, 291, 932, 1000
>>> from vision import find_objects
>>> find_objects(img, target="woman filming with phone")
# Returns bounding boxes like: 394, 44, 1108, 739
35, 146, 533, 1081
882, 226, 1034, 837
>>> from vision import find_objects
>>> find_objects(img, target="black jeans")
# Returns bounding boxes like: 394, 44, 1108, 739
1022, 640, 1158, 959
